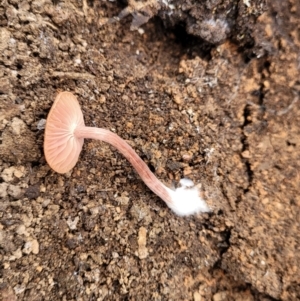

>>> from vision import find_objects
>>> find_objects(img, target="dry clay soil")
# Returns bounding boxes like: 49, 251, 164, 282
0, 0, 300, 300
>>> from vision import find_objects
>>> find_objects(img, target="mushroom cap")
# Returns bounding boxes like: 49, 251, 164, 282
44, 91, 85, 173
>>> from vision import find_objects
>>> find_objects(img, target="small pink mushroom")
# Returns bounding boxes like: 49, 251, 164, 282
44, 91, 210, 216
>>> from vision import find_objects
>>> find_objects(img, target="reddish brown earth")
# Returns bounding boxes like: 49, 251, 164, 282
0, 0, 299, 300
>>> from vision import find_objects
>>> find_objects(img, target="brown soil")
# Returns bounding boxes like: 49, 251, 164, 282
0, 0, 299, 300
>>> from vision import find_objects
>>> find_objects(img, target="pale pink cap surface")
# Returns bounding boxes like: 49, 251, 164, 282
44, 91, 85, 173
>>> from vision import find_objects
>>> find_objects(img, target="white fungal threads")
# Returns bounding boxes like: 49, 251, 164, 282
165, 179, 210, 216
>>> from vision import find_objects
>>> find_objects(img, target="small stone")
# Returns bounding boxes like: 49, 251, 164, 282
126, 122, 133, 129
213, 291, 228, 301
13, 167, 25, 178
31, 239, 40, 254
0, 230, 5, 245
13, 285, 26, 295
0, 183, 8, 198
67, 216, 79, 230
99, 95, 106, 103
10, 118, 26, 136
23, 239, 39, 255
42, 199, 51, 208
8, 185, 22, 198
122, 95, 129, 101
182, 153, 193, 161
1, 167, 15, 182
137, 227, 148, 259
241, 150, 251, 159
22, 242, 31, 255
0, 27, 10, 52
112, 252, 119, 259
194, 291, 202, 301
173, 94, 183, 105
16, 225, 27, 235
36, 266, 43, 272
3, 262, 10, 269
89, 206, 100, 215
37, 119, 46, 130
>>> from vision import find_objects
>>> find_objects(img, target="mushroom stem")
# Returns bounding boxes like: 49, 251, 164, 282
75, 126, 172, 205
